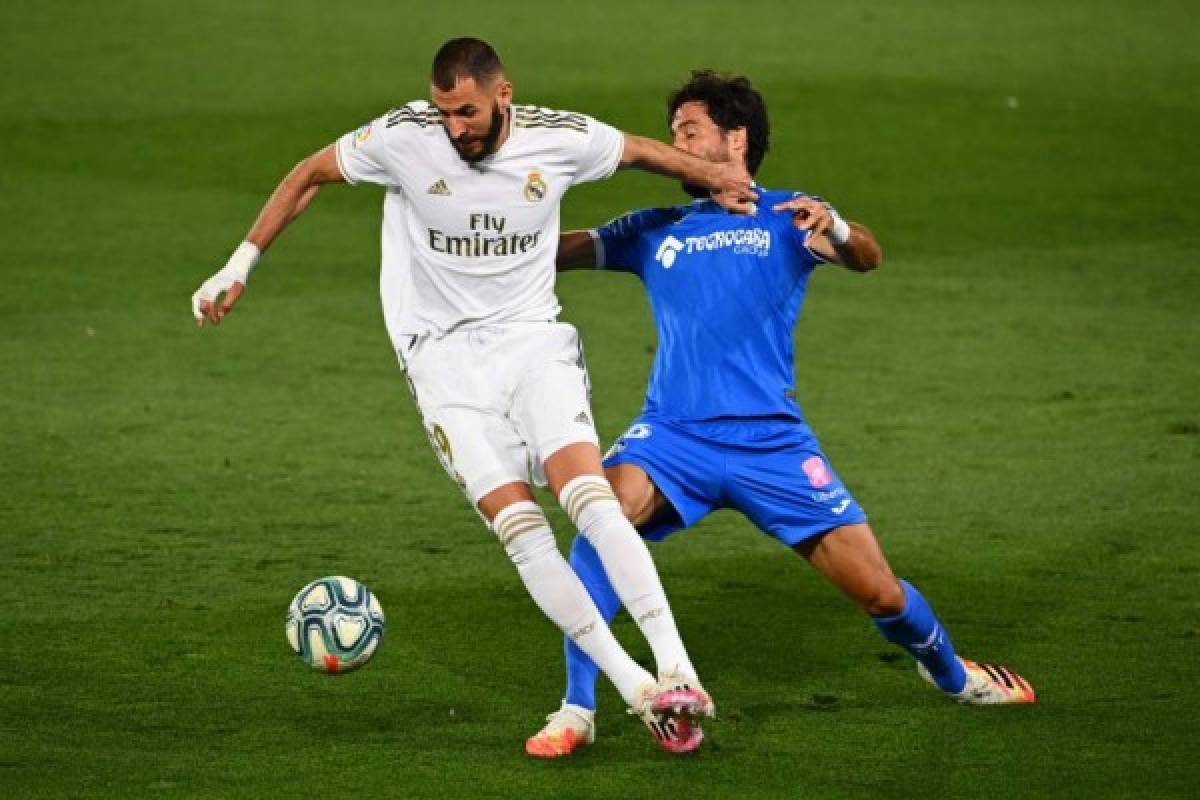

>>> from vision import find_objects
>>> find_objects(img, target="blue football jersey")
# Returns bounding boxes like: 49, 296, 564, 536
595, 189, 832, 422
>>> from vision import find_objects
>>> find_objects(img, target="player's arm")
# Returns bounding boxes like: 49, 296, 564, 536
191, 145, 346, 327
771, 195, 883, 272
557, 207, 670, 273
556, 231, 598, 271
619, 133, 757, 214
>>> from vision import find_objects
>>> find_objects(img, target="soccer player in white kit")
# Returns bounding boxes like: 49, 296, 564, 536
191, 38, 756, 752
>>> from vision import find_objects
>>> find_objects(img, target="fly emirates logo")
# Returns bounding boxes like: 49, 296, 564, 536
428, 213, 542, 258
654, 228, 771, 268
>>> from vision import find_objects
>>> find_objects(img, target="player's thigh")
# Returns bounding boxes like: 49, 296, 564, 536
542, 441, 606, 493
797, 523, 905, 616
727, 440, 867, 547
510, 324, 599, 469
417, 403, 531, 505
405, 340, 530, 506
605, 462, 671, 528
477, 481, 537, 523
601, 418, 721, 538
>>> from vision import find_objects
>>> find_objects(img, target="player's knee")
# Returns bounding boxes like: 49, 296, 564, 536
606, 469, 656, 526
492, 501, 555, 569
862, 576, 906, 617
559, 475, 625, 539
618, 493, 653, 526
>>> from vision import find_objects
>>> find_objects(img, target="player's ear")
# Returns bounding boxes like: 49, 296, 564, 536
727, 126, 748, 161
494, 78, 514, 110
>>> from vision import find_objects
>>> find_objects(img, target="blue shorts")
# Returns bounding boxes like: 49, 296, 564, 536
603, 416, 867, 547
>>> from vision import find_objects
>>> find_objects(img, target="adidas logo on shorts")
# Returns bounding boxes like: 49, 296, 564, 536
574, 411, 591, 425
427, 179, 451, 196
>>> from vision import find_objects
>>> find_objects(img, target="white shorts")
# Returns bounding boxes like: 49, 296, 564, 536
403, 321, 599, 504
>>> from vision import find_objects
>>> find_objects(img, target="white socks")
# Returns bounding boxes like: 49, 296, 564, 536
492, 501, 651, 704
559, 475, 697, 681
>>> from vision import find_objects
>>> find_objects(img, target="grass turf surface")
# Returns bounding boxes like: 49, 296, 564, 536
2, 1, 1198, 797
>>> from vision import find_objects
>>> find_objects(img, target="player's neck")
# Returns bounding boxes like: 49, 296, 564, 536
495, 106, 513, 152
481, 106, 513, 163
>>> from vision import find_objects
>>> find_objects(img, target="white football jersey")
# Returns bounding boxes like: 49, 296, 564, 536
335, 101, 624, 346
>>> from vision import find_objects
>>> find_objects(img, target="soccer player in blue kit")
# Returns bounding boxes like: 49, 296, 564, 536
525, 70, 1036, 758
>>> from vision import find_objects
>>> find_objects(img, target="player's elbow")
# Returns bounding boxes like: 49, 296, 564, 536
846, 241, 883, 273
859, 248, 883, 272
846, 224, 883, 273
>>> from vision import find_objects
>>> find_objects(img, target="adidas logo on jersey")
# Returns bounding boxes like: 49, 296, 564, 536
427, 179, 451, 196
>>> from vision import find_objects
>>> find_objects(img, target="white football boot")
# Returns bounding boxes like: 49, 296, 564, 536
629, 671, 715, 754
525, 703, 595, 758
919, 657, 1037, 704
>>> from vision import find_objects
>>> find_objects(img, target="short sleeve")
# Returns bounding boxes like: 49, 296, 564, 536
570, 115, 624, 186
595, 207, 682, 277
594, 210, 647, 276
335, 113, 397, 187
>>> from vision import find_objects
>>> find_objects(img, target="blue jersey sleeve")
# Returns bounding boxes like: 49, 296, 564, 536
595, 207, 683, 277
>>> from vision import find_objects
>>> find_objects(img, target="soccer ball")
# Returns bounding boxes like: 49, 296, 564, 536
285, 576, 385, 674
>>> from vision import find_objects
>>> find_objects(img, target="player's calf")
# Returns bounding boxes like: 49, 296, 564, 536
558, 474, 700, 684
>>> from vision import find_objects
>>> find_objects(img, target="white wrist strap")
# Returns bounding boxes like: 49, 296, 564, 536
191, 242, 261, 321
224, 241, 261, 283
828, 215, 851, 246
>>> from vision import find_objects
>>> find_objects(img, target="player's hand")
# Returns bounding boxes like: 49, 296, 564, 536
192, 242, 259, 327
708, 162, 758, 215
772, 196, 835, 239
191, 267, 247, 327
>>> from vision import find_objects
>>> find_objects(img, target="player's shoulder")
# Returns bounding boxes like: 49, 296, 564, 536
757, 187, 822, 207
602, 205, 689, 238
755, 187, 827, 226
382, 101, 442, 132
512, 103, 592, 135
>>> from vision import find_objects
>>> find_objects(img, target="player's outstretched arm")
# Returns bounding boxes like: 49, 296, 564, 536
556, 231, 598, 271
192, 144, 346, 327
619, 134, 757, 214
771, 196, 883, 272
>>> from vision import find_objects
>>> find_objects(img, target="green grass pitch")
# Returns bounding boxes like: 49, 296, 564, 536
2, 1, 1198, 797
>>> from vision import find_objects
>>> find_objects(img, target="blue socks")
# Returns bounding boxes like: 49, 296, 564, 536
872, 580, 967, 694
563, 534, 621, 711
563, 542, 968, 705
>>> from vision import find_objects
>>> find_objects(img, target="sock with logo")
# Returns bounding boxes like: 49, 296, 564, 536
492, 502, 652, 706
563, 534, 622, 711
560, 475, 697, 683
872, 580, 967, 693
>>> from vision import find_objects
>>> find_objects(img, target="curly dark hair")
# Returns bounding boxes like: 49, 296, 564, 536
667, 70, 770, 175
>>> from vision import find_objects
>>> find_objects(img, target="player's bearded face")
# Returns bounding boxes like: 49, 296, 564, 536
432, 76, 511, 164
679, 133, 731, 198
671, 102, 734, 198
447, 101, 506, 163
679, 139, 729, 198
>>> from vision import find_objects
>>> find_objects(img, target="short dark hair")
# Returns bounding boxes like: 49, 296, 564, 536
667, 70, 770, 175
431, 38, 505, 91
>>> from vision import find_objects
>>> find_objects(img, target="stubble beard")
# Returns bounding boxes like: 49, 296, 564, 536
450, 102, 506, 164
679, 142, 727, 199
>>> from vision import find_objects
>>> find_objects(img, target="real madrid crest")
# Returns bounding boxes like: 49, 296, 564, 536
523, 170, 547, 203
